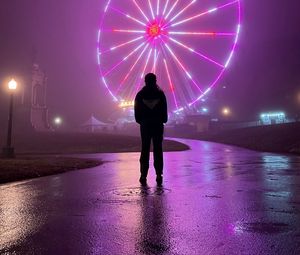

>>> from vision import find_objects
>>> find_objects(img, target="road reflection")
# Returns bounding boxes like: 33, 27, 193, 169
136, 186, 171, 255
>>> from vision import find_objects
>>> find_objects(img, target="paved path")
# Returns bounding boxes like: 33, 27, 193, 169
1, 139, 300, 255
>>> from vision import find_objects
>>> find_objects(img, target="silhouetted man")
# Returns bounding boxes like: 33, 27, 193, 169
134, 73, 168, 186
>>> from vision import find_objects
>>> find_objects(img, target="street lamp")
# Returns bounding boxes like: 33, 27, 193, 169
222, 107, 231, 116
53, 117, 63, 130
2, 79, 18, 158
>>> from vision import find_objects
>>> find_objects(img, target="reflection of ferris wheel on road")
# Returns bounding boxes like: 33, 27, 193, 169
97, 0, 241, 113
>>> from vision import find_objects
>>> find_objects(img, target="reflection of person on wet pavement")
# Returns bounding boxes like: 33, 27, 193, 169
134, 73, 168, 186
136, 188, 171, 254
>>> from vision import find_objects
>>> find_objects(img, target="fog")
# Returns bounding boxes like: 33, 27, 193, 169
0, 0, 299, 130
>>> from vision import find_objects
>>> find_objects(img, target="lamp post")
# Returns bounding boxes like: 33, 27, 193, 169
2, 79, 17, 158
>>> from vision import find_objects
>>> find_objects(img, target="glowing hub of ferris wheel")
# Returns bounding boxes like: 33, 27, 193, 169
97, 0, 242, 113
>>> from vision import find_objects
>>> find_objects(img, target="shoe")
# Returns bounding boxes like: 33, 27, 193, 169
139, 176, 147, 186
156, 175, 163, 186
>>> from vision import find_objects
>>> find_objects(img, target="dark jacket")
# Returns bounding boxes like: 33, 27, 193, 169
134, 85, 168, 125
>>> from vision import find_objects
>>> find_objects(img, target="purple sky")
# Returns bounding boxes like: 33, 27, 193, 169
0, 0, 300, 126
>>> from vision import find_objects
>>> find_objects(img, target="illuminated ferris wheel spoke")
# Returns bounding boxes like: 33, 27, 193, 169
165, 0, 179, 20
134, 48, 153, 96
113, 29, 145, 34
160, 41, 193, 105
169, 0, 239, 28
148, 0, 155, 19
103, 42, 146, 77
116, 44, 149, 94
168, 0, 196, 25
168, 37, 224, 68
100, 36, 144, 55
162, 0, 170, 15
164, 58, 179, 110
152, 47, 157, 73
165, 41, 203, 93
132, 0, 150, 22
169, 31, 236, 36
108, 6, 147, 26
163, 42, 203, 93
152, 47, 160, 73
156, 0, 160, 16
116, 43, 150, 95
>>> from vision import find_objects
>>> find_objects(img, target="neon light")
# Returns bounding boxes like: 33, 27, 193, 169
168, 37, 224, 68
99, 36, 143, 55
113, 29, 145, 34
208, 8, 217, 13
164, 43, 203, 92
148, 0, 155, 19
164, 58, 179, 109
132, 0, 149, 22
97, 30, 101, 43
116, 44, 150, 94
165, 0, 179, 20
169, 0, 197, 23
134, 49, 153, 95
109, 6, 146, 26
169, 31, 236, 36
162, 0, 170, 15
147, 23, 161, 38
103, 42, 145, 77
171, 0, 239, 28
110, 36, 143, 51
98, 0, 242, 113
152, 48, 157, 73
104, 0, 111, 12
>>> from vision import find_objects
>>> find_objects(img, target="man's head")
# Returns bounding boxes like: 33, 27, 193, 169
145, 73, 157, 87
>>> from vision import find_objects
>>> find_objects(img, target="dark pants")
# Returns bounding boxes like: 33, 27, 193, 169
140, 123, 164, 177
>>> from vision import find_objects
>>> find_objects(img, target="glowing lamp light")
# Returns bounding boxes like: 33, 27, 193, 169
148, 23, 161, 37
222, 107, 230, 116
8, 79, 17, 90
119, 100, 135, 108
54, 117, 62, 125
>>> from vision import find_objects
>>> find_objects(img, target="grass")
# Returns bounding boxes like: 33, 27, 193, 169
0, 156, 103, 184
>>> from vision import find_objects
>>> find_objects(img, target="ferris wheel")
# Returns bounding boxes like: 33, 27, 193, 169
97, 0, 241, 113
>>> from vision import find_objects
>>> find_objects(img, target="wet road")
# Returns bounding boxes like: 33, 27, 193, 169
1, 138, 300, 255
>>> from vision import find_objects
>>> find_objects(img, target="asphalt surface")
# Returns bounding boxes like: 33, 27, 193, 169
1, 138, 300, 255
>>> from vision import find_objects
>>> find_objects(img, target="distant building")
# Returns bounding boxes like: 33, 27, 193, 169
260, 112, 286, 125
30, 64, 52, 131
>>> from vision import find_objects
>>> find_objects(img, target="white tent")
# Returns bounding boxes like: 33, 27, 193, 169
80, 115, 111, 132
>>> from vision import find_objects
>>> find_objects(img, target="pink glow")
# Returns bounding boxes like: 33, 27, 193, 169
170, 0, 239, 28
164, 58, 179, 110
148, 0, 155, 19
98, 0, 242, 112
132, 0, 149, 22
168, 37, 224, 68
116, 44, 150, 95
113, 29, 145, 34
109, 6, 146, 26
171, 0, 196, 22
164, 43, 203, 93
169, 31, 236, 36
165, 0, 179, 20
162, 0, 170, 15
103, 42, 145, 77
100, 36, 143, 54
134, 49, 153, 97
